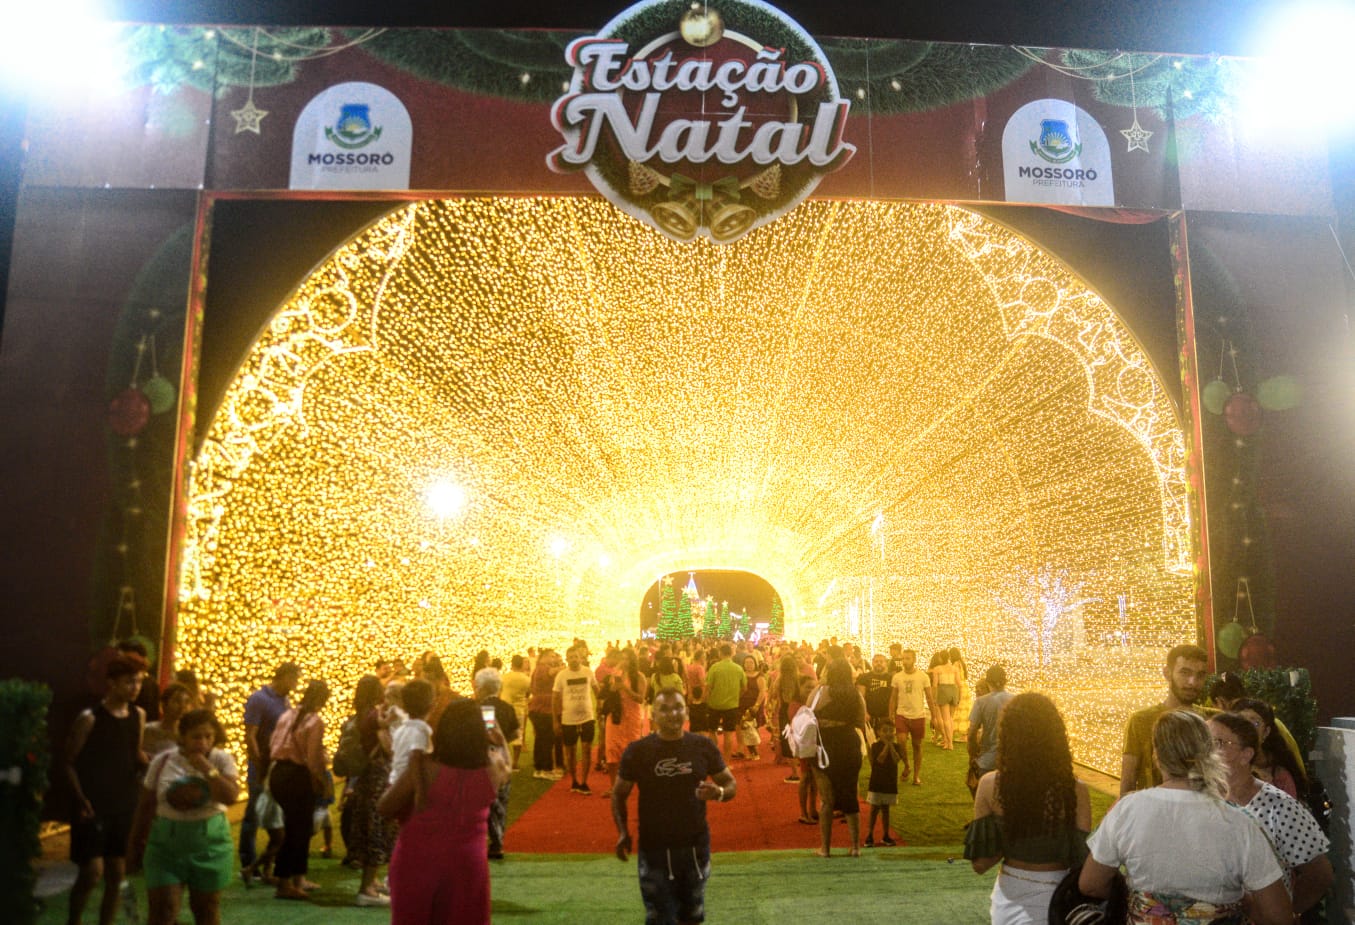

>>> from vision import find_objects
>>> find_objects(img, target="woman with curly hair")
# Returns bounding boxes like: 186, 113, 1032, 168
965, 692, 1090, 924
811, 657, 867, 857
1080, 710, 1292, 925
1232, 698, 1307, 801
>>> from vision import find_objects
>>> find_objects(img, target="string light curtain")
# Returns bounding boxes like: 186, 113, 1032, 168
177, 198, 1192, 773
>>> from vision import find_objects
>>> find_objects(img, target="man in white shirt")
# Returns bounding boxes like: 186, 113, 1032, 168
888, 649, 929, 786
553, 645, 599, 794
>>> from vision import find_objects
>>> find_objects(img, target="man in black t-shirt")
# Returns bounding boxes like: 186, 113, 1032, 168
856, 653, 894, 726
613, 689, 737, 925
886, 642, 907, 675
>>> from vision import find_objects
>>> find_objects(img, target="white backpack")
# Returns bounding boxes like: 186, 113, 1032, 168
783, 688, 828, 767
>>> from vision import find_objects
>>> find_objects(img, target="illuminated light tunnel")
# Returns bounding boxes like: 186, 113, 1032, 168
177, 198, 1193, 773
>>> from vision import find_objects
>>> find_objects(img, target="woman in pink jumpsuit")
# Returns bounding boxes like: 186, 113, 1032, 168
379, 698, 511, 925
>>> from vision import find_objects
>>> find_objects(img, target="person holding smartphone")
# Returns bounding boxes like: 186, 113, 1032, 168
474, 669, 519, 859
379, 699, 511, 925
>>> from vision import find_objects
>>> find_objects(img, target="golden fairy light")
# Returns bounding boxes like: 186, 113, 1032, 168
177, 198, 1192, 773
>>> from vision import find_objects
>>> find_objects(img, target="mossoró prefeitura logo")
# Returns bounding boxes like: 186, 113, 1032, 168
548, 0, 856, 243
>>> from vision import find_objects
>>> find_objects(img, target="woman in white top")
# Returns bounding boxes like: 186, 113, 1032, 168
1080, 709, 1292, 925
129, 709, 239, 925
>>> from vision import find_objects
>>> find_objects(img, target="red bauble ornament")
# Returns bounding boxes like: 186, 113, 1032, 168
109, 388, 150, 436
1238, 633, 1277, 669
1224, 392, 1262, 436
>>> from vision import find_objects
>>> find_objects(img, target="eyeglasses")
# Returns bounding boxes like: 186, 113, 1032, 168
1212, 737, 1242, 750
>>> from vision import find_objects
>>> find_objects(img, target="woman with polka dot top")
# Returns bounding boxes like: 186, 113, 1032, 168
1210, 713, 1333, 918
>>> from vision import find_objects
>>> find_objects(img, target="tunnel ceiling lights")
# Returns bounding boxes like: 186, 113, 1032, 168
178, 198, 1193, 774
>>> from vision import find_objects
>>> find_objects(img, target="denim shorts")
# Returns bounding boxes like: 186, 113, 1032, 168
638, 845, 710, 925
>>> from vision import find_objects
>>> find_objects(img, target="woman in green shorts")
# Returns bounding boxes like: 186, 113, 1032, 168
130, 709, 239, 925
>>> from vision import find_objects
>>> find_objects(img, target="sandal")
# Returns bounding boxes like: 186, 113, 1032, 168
798, 815, 816, 825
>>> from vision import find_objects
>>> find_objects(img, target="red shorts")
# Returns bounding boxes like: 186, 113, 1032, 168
894, 716, 925, 746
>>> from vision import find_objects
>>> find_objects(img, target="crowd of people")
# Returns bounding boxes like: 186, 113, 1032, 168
60, 637, 1333, 925
965, 644, 1332, 925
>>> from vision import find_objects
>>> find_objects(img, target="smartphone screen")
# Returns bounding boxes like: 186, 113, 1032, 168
481, 704, 497, 729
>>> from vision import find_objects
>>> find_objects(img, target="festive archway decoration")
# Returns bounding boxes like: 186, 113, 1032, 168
177, 198, 1191, 772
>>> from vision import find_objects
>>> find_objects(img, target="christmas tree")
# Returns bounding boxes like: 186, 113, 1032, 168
676, 592, 694, 639
656, 576, 679, 641
738, 610, 752, 639
769, 594, 784, 635
718, 601, 731, 640
703, 597, 716, 639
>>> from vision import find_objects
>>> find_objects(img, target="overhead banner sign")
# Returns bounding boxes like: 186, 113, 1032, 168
1001, 99, 1114, 207
289, 82, 413, 191
548, 0, 855, 244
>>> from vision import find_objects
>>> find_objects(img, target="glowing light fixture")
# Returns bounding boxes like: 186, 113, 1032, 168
425, 480, 467, 518
1, 1, 126, 101
1242, 1, 1355, 133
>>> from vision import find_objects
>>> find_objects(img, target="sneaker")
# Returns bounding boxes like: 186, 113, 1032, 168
864, 837, 875, 848
881, 836, 897, 846
355, 891, 391, 907
576, 782, 592, 795
488, 849, 505, 860
783, 775, 800, 783
549, 769, 565, 780
533, 770, 551, 780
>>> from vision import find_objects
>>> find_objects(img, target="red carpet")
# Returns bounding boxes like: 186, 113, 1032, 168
508, 729, 865, 853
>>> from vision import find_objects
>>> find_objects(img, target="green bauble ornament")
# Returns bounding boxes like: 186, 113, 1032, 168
1257, 375, 1301, 411
1216, 621, 1246, 659
1201, 379, 1231, 415
123, 633, 157, 666
142, 374, 177, 414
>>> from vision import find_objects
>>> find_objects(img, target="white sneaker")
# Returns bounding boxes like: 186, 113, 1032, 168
549, 769, 565, 780
355, 892, 391, 907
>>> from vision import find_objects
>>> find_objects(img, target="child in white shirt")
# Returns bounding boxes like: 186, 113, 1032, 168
388, 679, 433, 786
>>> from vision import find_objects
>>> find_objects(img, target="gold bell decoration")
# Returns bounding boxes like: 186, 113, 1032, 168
709, 203, 757, 242
651, 199, 701, 240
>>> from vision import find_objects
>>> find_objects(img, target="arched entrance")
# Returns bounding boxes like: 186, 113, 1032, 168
176, 198, 1191, 772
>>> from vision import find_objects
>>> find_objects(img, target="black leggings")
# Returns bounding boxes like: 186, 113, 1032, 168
269, 761, 315, 879
529, 711, 555, 771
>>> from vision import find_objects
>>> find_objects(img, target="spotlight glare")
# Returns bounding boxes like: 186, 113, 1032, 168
1, 1, 128, 102
425, 480, 467, 518
1242, 1, 1355, 134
